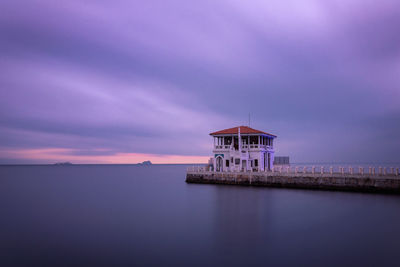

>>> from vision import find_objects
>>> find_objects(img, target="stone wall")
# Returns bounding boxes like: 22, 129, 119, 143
186, 172, 400, 193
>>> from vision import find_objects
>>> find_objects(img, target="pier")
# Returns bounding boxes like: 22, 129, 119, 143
192, 126, 400, 193
186, 166, 400, 193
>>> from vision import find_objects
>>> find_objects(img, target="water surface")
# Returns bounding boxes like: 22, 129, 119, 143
1, 165, 399, 266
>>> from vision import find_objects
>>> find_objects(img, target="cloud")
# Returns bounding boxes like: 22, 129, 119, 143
0, 148, 209, 164
0, 0, 399, 163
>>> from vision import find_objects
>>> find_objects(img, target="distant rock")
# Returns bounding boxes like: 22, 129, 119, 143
138, 160, 152, 166
54, 162, 73, 166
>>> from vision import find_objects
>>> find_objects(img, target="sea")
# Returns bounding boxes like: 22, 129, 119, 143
1, 164, 400, 267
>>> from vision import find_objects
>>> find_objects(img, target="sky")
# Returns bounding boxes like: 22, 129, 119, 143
0, 0, 399, 164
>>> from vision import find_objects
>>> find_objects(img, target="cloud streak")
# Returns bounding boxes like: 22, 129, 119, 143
0, 0, 399, 163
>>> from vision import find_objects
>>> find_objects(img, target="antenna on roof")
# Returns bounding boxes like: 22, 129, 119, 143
248, 113, 251, 127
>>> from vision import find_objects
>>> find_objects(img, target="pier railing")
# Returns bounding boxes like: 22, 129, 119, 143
187, 166, 400, 178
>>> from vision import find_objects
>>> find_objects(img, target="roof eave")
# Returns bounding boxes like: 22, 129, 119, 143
210, 133, 277, 137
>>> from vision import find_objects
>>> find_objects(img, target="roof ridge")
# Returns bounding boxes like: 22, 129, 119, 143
209, 126, 277, 137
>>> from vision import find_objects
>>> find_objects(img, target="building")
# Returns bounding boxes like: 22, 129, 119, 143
273, 156, 290, 166
210, 126, 277, 172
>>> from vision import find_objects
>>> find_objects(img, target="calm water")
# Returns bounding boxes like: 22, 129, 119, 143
1, 165, 400, 267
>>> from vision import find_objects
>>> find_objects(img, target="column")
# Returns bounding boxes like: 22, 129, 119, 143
213, 158, 216, 172
270, 153, 274, 169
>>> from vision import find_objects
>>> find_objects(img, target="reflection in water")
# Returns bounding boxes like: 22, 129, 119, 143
213, 186, 268, 247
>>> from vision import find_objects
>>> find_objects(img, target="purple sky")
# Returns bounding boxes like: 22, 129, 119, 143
0, 0, 399, 164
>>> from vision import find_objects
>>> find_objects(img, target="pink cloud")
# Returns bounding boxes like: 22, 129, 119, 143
1, 148, 209, 164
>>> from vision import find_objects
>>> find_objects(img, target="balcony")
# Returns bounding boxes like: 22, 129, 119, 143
241, 144, 273, 150
213, 145, 231, 150
214, 144, 273, 151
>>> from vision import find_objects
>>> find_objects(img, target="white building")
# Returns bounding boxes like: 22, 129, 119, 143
210, 126, 277, 172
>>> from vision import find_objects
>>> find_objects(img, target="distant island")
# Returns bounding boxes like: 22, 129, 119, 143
54, 162, 73, 166
137, 160, 152, 166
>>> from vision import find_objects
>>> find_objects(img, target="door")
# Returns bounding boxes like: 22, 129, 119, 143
242, 160, 246, 171
216, 157, 223, 172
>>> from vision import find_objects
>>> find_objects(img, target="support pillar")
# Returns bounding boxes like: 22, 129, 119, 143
213, 158, 216, 173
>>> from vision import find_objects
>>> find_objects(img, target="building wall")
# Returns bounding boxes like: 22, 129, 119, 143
212, 149, 274, 172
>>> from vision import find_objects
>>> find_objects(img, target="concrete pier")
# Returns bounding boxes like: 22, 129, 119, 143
186, 168, 400, 194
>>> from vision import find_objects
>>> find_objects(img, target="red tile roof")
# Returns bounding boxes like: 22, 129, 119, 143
209, 126, 277, 137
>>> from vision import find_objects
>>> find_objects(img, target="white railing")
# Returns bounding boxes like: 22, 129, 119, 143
214, 145, 273, 150
271, 166, 399, 177
187, 166, 209, 172
187, 165, 400, 177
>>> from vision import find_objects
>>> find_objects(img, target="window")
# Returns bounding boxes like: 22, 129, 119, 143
226, 160, 229, 167
233, 137, 239, 150
235, 158, 240, 165
231, 157, 233, 163
242, 136, 248, 144
250, 136, 258, 144
224, 136, 232, 145
255, 159, 258, 167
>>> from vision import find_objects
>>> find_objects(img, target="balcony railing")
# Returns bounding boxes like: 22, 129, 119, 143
214, 145, 273, 150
